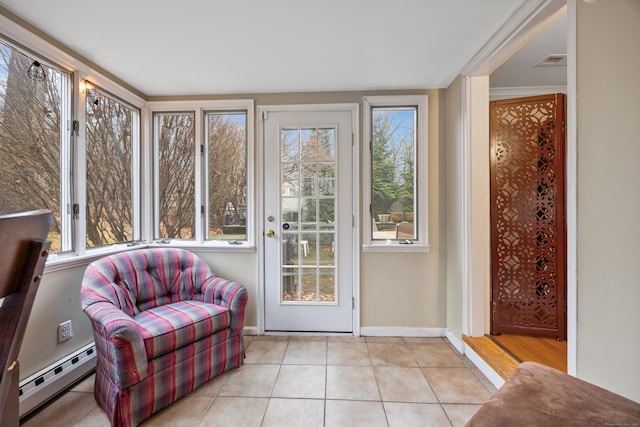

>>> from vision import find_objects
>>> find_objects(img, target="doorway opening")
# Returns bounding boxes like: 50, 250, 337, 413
484, 7, 569, 372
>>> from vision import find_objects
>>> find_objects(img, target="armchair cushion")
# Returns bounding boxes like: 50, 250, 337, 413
134, 300, 230, 359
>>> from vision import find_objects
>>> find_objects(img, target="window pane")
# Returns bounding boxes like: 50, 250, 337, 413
371, 107, 416, 240
86, 87, 136, 247
206, 112, 247, 240
0, 42, 70, 252
155, 113, 195, 239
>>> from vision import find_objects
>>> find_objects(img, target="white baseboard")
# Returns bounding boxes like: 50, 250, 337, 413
464, 344, 505, 389
445, 329, 465, 354
243, 326, 259, 336
359, 327, 446, 337
244, 325, 448, 339
19, 342, 97, 418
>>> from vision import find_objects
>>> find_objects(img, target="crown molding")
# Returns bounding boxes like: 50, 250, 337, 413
462, 0, 566, 77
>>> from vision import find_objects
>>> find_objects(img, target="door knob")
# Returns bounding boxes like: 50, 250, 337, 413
266, 229, 275, 238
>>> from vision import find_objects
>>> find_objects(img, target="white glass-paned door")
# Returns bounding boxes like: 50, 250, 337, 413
264, 109, 354, 332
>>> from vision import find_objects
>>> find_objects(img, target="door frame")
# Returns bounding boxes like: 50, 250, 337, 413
256, 103, 360, 335
459, 0, 577, 375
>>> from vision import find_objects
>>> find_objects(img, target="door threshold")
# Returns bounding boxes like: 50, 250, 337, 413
264, 331, 354, 336
462, 335, 520, 380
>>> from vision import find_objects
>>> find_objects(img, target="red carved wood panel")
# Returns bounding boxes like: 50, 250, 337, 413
490, 94, 566, 340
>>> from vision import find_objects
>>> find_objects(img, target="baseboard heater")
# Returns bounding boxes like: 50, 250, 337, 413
19, 342, 97, 418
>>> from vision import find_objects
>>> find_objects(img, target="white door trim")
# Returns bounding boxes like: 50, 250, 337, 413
256, 103, 360, 335
460, 0, 576, 374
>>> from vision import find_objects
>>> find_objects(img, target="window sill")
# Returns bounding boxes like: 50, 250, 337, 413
362, 243, 431, 253
44, 241, 256, 273
148, 241, 256, 253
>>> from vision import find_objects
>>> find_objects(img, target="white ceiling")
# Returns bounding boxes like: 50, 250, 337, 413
491, 9, 567, 88
0, 0, 532, 97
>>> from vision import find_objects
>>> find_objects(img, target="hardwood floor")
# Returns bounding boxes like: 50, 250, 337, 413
463, 335, 519, 379
463, 333, 567, 380
490, 333, 567, 372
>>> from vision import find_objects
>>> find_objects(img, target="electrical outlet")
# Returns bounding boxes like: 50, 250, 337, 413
58, 320, 73, 343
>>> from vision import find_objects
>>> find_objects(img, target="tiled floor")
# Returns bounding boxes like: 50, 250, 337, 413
20, 336, 495, 427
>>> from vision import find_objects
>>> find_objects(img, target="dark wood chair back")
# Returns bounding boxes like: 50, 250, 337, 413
0, 210, 53, 426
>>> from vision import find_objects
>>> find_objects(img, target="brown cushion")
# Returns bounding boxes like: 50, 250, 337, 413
466, 361, 640, 427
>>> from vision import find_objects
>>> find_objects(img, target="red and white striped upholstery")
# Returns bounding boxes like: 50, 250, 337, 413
81, 248, 248, 426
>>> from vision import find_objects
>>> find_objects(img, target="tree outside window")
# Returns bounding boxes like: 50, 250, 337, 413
155, 112, 196, 240
0, 43, 70, 252
85, 86, 137, 247
371, 107, 416, 240
206, 112, 247, 240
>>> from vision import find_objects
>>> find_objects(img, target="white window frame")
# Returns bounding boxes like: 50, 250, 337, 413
83, 82, 141, 250
1, 14, 147, 271
362, 95, 430, 252
148, 100, 255, 251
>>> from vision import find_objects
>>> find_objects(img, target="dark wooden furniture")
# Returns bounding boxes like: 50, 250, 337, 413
0, 210, 53, 426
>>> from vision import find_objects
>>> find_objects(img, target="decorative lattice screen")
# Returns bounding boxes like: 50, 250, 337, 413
490, 94, 566, 340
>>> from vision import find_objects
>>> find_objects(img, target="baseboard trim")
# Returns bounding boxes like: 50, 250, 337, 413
446, 329, 465, 354
464, 344, 506, 389
19, 342, 97, 418
243, 326, 259, 336
360, 327, 446, 337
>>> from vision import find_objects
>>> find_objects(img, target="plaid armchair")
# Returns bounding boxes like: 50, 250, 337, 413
81, 248, 248, 426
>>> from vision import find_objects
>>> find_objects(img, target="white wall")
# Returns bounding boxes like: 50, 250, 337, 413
19, 265, 94, 379
576, 0, 640, 402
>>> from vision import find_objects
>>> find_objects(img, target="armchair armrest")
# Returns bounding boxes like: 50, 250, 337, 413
200, 277, 248, 334
83, 302, 148, 388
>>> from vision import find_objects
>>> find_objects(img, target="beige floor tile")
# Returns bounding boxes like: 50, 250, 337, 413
253, 335, 290, 341
261, 398, 324, 427
23, 335, 498, 427
69, 374, 95, 393
326, 366, 380, 401
198, 397, 268, 427
375, 367, 438, 403
188, 371, 230, 397
368, 342, 418, 367
423, 367, 493, 404
327, 335, 366, 343
283, 341, 327, 365
403, 337, 447, 344
327, 341, 371, 366
21, 391, 98, 427
325, 400, 388, 427
72, 406, 110, 427
409, 342, 468, 368
384, 402, 451, 427
218, 364, 280, 397
288, 335, 328, 342
470, 367, 497, 394
365, 336, 405, 343
442, 403, 483, 427
271, 364, 325, 399
244, 339, 288, 364
140, 396, 212, 426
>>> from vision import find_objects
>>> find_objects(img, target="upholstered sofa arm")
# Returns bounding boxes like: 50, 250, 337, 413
83, 302, 148, 388
200, 277, 248, 334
